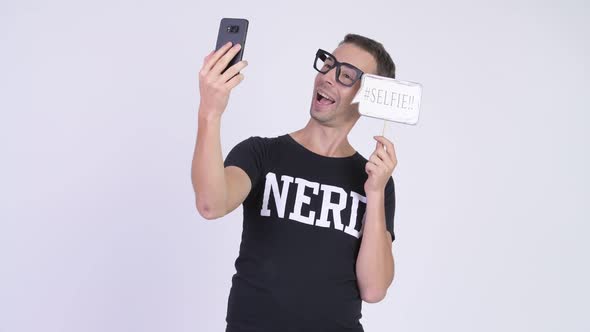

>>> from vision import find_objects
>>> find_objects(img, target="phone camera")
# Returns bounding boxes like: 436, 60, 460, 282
227, 25, 240, 33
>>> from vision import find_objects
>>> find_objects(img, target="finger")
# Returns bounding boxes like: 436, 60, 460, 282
374, 136, 396, 160
375, 146, 393, 168
369, 153, 385, 168
225, 72, 245, 90
365, 162, 376, 175
211, 43, 242, 75
373, 136, 393, 150
219, 59, 248, 84
203, 49, 215, 62
373, 138, 387, 159
202, 41, 234, 74
370, 144, 387, 162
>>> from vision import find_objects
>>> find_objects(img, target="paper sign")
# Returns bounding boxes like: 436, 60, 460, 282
352, 74, 422, 125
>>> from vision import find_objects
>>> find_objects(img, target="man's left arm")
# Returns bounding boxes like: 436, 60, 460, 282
356, 135, 397, 303
356, 192, 394, 303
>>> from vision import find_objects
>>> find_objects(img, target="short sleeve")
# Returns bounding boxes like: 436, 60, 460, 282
223, 136, 267, 188
384, 177, 396, 242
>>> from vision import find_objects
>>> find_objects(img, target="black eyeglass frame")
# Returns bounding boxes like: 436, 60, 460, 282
313, 49, 365, 87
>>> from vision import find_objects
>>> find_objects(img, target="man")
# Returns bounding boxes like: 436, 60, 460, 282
192, 33, 398, 332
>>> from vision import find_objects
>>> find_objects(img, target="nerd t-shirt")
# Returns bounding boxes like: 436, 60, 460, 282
223, 133, 396, 332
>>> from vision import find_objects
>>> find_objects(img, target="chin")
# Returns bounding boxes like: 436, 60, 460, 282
310, 108, 338, 125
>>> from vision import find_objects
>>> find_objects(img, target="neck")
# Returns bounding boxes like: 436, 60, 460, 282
289, 116, 359, 158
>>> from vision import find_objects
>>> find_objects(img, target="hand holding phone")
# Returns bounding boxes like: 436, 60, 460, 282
197, 18, 249, 117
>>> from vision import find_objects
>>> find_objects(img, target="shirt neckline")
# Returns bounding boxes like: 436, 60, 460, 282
282, 133, 361, 161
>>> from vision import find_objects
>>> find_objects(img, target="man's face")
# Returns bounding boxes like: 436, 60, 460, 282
310, 43, 378, 126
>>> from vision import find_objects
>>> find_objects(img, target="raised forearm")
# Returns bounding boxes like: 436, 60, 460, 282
355, 191, 394, 303
191, 111, 227, 219
192, 41, 248, 219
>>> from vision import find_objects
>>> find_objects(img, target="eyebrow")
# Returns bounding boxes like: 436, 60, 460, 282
333, 56, 361, 71
340, 61, 362, 72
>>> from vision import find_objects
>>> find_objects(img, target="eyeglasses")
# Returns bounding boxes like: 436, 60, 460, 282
313, 49, 364, 87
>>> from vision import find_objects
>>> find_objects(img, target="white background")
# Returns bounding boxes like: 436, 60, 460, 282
1, 0, 588, 331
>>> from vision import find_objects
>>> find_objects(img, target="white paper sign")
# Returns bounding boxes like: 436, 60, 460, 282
351, 74, 422, 125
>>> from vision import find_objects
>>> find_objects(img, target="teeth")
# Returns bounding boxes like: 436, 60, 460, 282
318, 90, 335, 102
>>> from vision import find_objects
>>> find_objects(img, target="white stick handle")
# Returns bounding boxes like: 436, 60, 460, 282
381, 120, 387, 151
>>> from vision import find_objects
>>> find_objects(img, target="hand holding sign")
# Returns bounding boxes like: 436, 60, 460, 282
352, 74, 422, 125
364, 135, 398, 194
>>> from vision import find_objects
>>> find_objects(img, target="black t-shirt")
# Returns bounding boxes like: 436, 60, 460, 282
223, 133, 396, 332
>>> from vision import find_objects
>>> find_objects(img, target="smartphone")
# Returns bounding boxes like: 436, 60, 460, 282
215, 18, 249, 74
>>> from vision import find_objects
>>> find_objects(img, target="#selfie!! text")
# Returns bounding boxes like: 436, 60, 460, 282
362, 87, 415, 110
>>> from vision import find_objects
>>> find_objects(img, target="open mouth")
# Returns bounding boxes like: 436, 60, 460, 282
316, 90, 335, 105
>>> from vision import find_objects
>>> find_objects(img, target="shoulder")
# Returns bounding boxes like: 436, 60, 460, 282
232, 134, 277, 146
254, 133, 295, 146
243, 134, 285, 148
242, 134, 284, 142
231, 134, 286, 155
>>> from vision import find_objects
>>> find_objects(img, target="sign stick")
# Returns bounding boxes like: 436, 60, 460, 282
381, 120, 387, 151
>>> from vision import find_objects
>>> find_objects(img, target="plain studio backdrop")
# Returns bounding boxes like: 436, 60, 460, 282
1, 0, 588, 331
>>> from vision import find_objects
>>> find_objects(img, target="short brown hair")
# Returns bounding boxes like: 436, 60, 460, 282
338, 33, 396, 79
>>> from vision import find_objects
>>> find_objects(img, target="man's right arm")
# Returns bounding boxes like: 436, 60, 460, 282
191, 41, 250, 220
191, 112, 251, 220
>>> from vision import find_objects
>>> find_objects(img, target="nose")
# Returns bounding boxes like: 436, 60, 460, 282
321, 66, 338, 86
